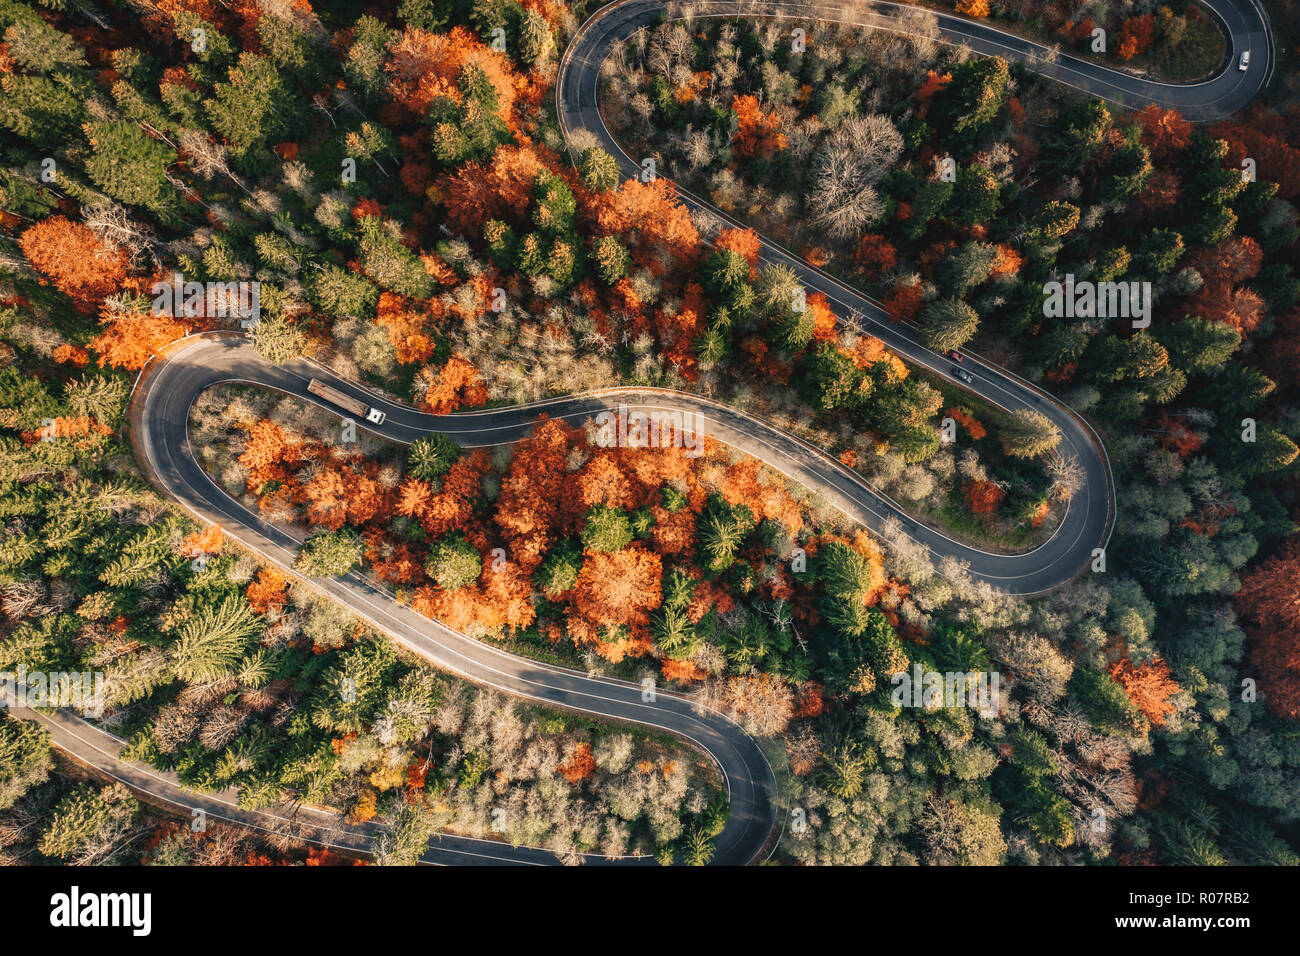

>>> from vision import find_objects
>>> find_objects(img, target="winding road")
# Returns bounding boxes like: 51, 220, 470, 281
11, 0, 1273, 865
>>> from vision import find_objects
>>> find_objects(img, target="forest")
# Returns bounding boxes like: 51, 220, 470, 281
0, 0, 1297, 866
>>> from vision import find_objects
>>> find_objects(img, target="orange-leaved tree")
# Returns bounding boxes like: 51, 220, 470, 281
1116, 14, 1155, 60
246, 567, 288, 614
1237, 536, 1300, 718
557, 742, 596, 783
1136, 105, 1192, 163
853, 234, 897, 277
91, 298, 192, 370
1108, 656, 1181, 727
573, 545, 663, 632
416, 355, 488, 414
18, 216, 128, 308
715, 227, 761, 270
495, 415, 582, 571
181, 523, 223, 558
239, 420, 296, 488
384, 25, 516, 121
965, 479, 1005, 515
730, 94, 787, 159
585, 176, 702, 273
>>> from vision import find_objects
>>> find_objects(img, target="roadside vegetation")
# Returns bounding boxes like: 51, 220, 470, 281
933, 0, 1228, 82
600, 9, 1300, 863
1, 718, 374, 865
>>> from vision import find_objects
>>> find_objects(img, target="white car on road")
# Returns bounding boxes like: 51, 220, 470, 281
1239, 50, 1251, 71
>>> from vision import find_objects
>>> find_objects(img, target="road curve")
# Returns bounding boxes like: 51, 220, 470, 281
27, 1, 1272, 865
561, 0, 1130, 594
4, 697, 605, 865
559, 0, 1272, 124
130, 332, 779, 865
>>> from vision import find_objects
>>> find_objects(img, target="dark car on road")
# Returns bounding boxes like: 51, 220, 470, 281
953, 365, 975, 385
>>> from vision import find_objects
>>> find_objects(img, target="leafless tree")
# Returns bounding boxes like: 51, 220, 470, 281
82, 201, 162, 270
1045, 448, 1085, 501
989, 630, 1073, 702
179, 129, 249, 194
199, 704, 249, 751
679, 126, 714, 171
808, 146, 885, 240
648, 22, 694, 77
0, 785, 58, 861
152, 696, 206, 755
192, 824, 250, 866
1, 579, 50, 623
695, 674, 794, 737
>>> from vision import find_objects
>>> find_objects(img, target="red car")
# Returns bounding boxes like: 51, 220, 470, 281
946, 349, 964, 363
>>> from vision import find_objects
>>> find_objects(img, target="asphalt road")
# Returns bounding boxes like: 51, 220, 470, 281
16, 1, 1273, 866
559, 0, 1272, 124
128, 333, 779, 865
5, 696, 586, 866
560, 0, 1131, 595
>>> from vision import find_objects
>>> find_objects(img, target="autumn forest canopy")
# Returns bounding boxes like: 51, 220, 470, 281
0, 0, 1299, 871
